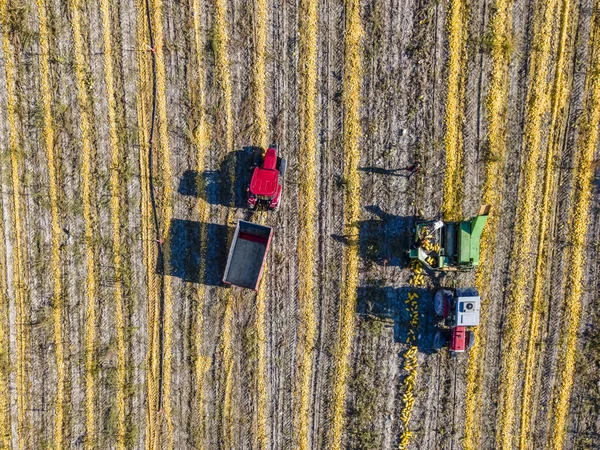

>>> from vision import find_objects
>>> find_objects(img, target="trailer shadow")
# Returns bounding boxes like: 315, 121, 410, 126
158, 218, 230, 286
356, 285, 438, 355
178, 146, 263, 208
331, 205, 413, 267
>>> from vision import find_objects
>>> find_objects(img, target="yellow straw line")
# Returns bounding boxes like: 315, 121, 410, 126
213, 0, 235, 446
69, 0, 100, 447
545, 6, 600, 449
294, 0, 318, 449
149, 0, 174, 447
463, 1, 513, 448
0, 5, 17, 449
191, 1, 210, 448
329, 1, 362, 449
99, 1, 127, 448
253, 0, 268, 148
1, 2, 30, 447
519, 0, 572, 447
133, 1, 160, 448
0, 174, 10, 450
255, 282, 268, 449
495, 0, 558, 447
442, 0, 467, 221
35, 0, 67, 447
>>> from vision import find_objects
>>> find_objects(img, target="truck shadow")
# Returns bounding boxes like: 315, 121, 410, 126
356, 285, 438, 355
178, 146, 262, 208
331, 205, 413, 267
158, 218, 230, 286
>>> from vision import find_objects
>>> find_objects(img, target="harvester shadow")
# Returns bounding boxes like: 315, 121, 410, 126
331, 205, 413, 267
356, 285, 437, 355
178, 146, 263, 208
158, 218, 230, 286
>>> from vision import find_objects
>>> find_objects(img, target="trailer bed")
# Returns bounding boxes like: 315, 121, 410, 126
223, 221, 273, 290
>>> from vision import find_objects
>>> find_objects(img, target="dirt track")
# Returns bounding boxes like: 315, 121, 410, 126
0, 0, 599, 449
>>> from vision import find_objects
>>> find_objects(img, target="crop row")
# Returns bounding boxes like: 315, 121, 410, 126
329, 1, 362, 449
546, 8, 600, 449
294, 0, 319, 448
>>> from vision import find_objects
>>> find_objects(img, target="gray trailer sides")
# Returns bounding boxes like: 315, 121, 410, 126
223, 220, 273, 290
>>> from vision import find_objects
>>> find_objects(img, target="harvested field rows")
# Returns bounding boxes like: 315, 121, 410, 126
0, 0, 599, 449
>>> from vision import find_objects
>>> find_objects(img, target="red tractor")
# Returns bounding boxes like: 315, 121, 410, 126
248, 146, 286, 211
432, 288, 480, 355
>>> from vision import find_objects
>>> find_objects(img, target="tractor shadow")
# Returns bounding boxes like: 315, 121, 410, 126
356, 285, 438, 354
158, 218, 230, 286
178, 146, 262, 208
331, 205, 413, 267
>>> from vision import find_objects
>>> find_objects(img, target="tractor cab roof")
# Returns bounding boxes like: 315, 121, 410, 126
454, 295, 480, 326
250, 148, 279, 198
250, 167, 278, 197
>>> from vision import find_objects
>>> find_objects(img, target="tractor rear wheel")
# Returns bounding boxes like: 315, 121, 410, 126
279, 158, 287, 177
434, 289, 453, 317
433, 330, 448, 352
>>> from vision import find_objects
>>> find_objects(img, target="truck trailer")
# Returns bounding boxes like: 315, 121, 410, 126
223, 220, 273, 291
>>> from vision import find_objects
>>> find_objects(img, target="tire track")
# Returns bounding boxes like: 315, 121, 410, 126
34, 0, 67, 447
518, 0, 574, 446
329, 1, 362, 449
545, 6, 600, 448
0, 159, 9, 450
463, 1, 514, 448
495, 0, 558, 446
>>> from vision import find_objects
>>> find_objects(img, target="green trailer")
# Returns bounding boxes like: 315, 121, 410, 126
409, 205, 490, 271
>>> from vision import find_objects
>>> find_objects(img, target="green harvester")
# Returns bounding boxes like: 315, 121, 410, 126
409, 205, 490, 271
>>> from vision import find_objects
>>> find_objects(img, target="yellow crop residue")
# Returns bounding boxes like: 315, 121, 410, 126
35, 0, 67, 447
190, 1, 211, 447
213, 0, 236, 446
545, 7, 600, 450
99, 0, 128, 447
294, 0, 319, 448
253, 0, 268, 148
463, 1, 513, 448
520, 0, 572, 447
1, 2, 31, 447
0, 180, 10, 450
495, 0, 558, 447
442, 0, 467, 221
69, 0, 102, 447
255, 282, 268, 449
133, 0, 159, 448
149, 0, 175, 447
329, 1, 362, 449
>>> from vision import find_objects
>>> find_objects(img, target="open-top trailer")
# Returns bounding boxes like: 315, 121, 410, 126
223, 220, 273, 291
